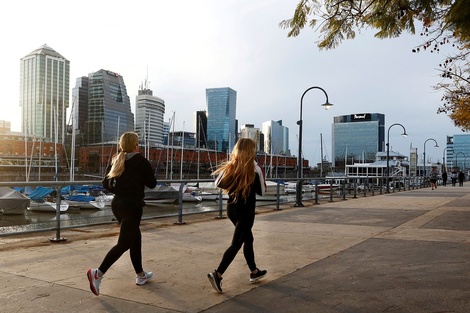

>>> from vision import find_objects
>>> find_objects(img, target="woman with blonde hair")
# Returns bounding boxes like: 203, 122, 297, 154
87, 132, 157, 296
207, 138, 267, 293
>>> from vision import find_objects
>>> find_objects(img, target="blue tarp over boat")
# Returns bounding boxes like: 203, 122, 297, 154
28, 187, 54, 201
61, 185, 103, 195
65, 194, 95, 202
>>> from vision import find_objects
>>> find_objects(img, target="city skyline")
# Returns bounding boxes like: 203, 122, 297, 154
0, 0, 464, 166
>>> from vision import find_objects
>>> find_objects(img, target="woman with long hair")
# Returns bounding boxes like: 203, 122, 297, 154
207, 138, 267, 293
87, 132, 157, 296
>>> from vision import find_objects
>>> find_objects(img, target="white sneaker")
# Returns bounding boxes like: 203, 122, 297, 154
87, 268, 102, 295
136, 271, 153, 285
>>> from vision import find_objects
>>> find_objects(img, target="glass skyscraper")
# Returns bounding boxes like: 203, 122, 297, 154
446, 134, 470, 170
84, 69, 134, 144
261, 120, 289, 155
20, 45, 70, 142
206, 87, 237, 152
332, 113, 385, 167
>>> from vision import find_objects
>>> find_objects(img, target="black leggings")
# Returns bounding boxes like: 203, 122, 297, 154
216, 203, 257, 275
99, 196, 143, 275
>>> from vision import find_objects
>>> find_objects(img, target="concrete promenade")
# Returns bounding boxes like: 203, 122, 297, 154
0, 185, 469, 312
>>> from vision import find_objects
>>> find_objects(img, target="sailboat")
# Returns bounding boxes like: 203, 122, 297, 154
27, 186, 71, 213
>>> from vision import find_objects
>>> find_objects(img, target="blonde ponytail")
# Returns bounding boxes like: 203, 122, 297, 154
106, 132, 139, 179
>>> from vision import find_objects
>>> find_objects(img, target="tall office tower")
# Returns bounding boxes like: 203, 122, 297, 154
261, 120, 289, 155
71, 76, 89, 145
206, 87, 237, 152
85, 69, 134, 144
20, 44, 70, 142
240, 124, 263, 151
332, 113, 385, 167
194, 111, 208, 149
135, 81, 165, 147
162, 121, 170, 145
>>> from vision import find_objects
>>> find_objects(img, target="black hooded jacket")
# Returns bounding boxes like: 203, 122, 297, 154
103, 153, 157, 201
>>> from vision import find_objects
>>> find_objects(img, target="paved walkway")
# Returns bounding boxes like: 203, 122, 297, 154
1, 185, 469, 312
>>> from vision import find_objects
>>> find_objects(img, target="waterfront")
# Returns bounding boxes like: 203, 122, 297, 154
0, 195, 306, 236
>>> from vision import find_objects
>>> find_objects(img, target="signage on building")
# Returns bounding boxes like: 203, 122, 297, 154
351, 113, 371, 121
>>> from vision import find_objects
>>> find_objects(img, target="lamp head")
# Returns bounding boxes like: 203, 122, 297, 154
322, 101, 333, 110
401, 131, 407, 138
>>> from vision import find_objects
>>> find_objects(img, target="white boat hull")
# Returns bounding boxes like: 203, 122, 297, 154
28, 201, 70, 213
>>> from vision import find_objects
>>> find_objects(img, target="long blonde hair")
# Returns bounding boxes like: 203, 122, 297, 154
212, 138, 256, 202
107, 132, 139, 178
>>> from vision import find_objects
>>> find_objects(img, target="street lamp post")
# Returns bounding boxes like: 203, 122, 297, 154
442, 147, 453, 172
295, 86, 333, 207
423, 138, 439, 179
455, 151, 465, 170
386, 123, 407, 193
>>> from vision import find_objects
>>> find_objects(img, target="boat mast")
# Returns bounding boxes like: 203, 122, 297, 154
320, 133, 323, 178
170, 111, 175, 180
180, 121, 185, 180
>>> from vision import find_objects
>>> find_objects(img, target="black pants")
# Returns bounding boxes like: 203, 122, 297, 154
99, 196, 143, 274
216, 203, 257, 275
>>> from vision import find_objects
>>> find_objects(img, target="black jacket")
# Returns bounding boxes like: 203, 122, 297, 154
103, 153, 157, 201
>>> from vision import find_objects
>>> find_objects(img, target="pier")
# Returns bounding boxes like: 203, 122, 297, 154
0, 185, 469, 312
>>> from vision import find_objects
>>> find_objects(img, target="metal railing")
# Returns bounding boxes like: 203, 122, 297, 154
0, 175, 431, 239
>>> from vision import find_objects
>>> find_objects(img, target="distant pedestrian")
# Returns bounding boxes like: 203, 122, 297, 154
451, 169, 458, 187
458, 171, 465, 187
429, 167, 438, 190
442, 170, 447, 186
87, 132, 157, 296
207, 138, 268, 293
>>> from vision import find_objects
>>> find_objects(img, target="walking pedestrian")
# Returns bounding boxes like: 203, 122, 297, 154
451, 169, 458, 187
207, 138, 268, 293
430, 167, 438, 190
442, 170, 447, 186
87, 132, 157, 296
458, 170, 465, 187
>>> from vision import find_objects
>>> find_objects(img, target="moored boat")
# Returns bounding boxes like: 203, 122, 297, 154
0, 187, 30, 215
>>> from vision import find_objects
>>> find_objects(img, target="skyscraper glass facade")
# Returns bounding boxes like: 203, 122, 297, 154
20, 45, 70, 142
85, 69, 134, 144
446, 134, 470, 170
261, 120, 289, 155
206, 87, 237, 152
332, 113, 385, 167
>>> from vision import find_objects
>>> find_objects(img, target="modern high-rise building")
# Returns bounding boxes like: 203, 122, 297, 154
206, 87, 237, 152
194, 111, 208, 149
71, 76, 89, 145
240, 124, 263, 152
446, 134, 470, 170
332, 113, 385, 167
84, 69, 134, 144
135, 82, 165, 147
20, 44, 70, 142
261, 120, 289, 155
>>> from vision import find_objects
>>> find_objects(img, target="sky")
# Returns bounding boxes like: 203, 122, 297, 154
0, 0, 464, 166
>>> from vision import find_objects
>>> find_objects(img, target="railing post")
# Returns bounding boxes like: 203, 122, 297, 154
353, 178, 357, 199
275, 181, 282, 210
175, 182, 186, 225
329, 180, 334, 202
216, 189, 225, 219
50, 185, 66, 242
314, 181, 319, 204
342, 180, 346, 200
